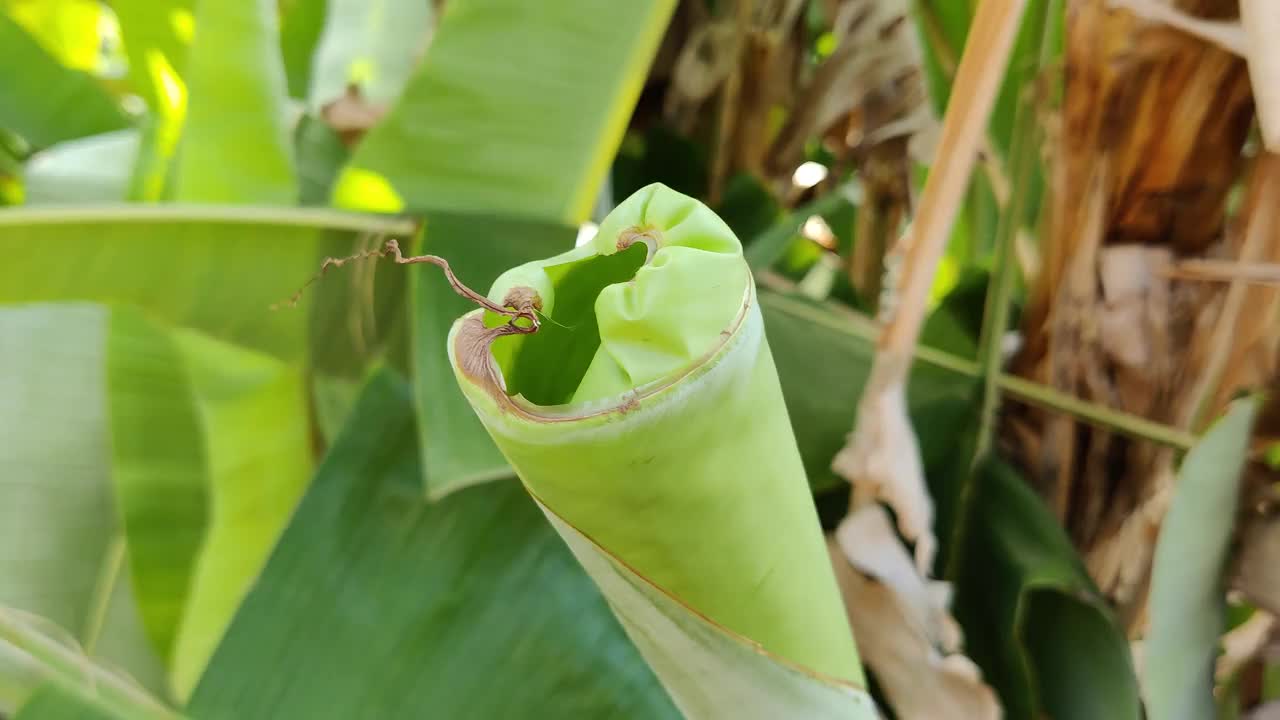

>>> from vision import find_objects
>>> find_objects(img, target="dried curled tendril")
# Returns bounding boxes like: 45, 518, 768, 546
274, 238, 542, 336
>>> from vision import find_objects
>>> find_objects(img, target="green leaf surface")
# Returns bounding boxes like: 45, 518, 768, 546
164, 328, 312, 701
451, 186, 864, 692
1145, 398, 1259, 720
22, 130, 136, 204
332, 0, 676, 222
0, 606, 178, 719
953, 458, 1142, 720
0, 13, 129, 149
106, 309, 208, 666
188, 369, 679, 719
173, 0, 297, 203
544, 508, 878, 719
411, 214, 574, 497
307, 0, 431, 109
759, 291, 979, 499
0, 305, 116, 645
280, 0, 326, 99
0, 206, 414, 360
294, 114, 348, 205
111, 0, 192, 200
0, 306, 168, 696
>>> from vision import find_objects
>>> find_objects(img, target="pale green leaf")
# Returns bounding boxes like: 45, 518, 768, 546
173, 0, 297, 203
307, 0, 431, 109
106, 309, 208, 667
332, 0, 676, 222
22, 130, 137, 204
0, 305, 168, 696
1145, 398, 1259, 720
164, 328, 313, 701
545, 509, 877, 719
0, 605, 179, 719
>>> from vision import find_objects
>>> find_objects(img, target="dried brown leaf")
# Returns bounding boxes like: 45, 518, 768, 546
827, 506, 1000, 720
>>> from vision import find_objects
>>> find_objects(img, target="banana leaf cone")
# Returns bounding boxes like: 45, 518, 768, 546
449, 184, 874, 717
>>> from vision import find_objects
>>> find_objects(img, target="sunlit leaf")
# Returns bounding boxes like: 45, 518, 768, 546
0, 14, 128, 149
333, 0, 676, 222
173, 0, 296, 202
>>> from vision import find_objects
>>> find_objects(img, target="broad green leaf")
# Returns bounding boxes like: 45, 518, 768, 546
173, 0, 297, 203
0, 306, 168, 696
0, 606, 179, 719
164, 328, 313, 701
0, 14, 129, 149
307, 0, 431, 109
1145, 398, 1259, 720
280, 0, 326, 99
332, 0, 676, 222
106, 310, 208, 667
112, 0, 192, 200
410, 214, 573, 496
450, 186, 870, 712
0, 206, 414, 360
952, 459, 1142, 720
188, 369, 679, 719
22, 130, 137, 204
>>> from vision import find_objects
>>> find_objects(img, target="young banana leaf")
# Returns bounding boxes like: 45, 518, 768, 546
449, 184, 875, 718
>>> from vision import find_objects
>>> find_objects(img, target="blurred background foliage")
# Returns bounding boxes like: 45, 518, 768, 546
1, 0, 1277, 718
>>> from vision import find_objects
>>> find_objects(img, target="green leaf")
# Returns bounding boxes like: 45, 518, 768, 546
22, 130, 136, 204
759, 291, 979, 497
307, 0, 432, 109
0, 14, 129, 149
544, 509, 878, 719
0, 206, 414, 360
0, 306, 167, 696
1, 0, 111, 72
111, 0, 192, 200
450, 186, 870, 708
1145, 398, 1259, 720
162, 327, 312, 701
411, 214, 574, 496
280, 0, 326, 100
952, 459, 1142, 720
173, 0, 297, 202
188, 369, 679, 719
105, 305, 320, 704
106, 309, 208, 667
0, 606, 179, 719
332, 0, 676, 222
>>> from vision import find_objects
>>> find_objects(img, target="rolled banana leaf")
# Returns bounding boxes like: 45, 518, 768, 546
449, 184, 874, 718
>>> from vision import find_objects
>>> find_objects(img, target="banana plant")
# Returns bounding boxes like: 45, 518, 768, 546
450, 183, 876, 718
